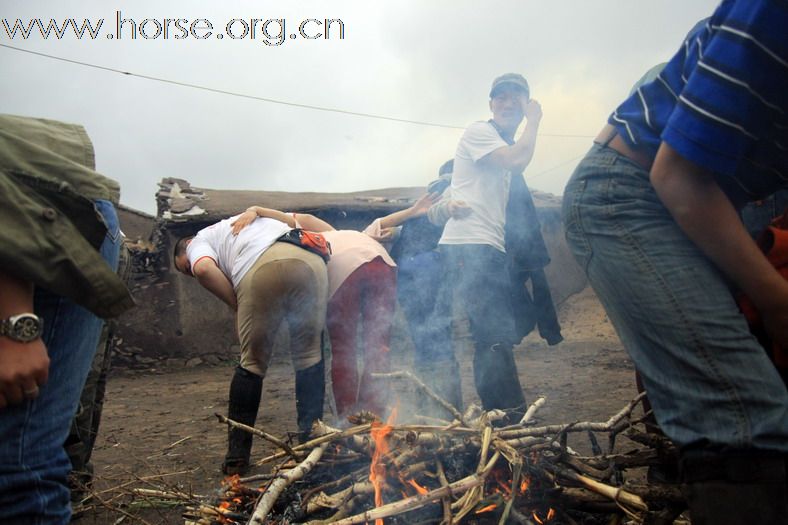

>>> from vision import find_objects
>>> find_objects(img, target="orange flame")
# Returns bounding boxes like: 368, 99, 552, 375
475, 503, 498, 514
369, 406, 398, 525
407, 478, 429, 495
222, 474, 241, 488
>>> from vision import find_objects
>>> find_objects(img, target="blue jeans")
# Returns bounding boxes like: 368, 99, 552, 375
562, 144, 788, 452
0, 200, 121, 524
440, 244, 526, 412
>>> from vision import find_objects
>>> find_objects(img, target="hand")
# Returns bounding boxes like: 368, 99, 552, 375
411, 192, 440, 217
230, 209, 257, 236
447, 200, 472, 219
0, 338, 49, 409
368, 227, 396, 242
523, 99, 542, 123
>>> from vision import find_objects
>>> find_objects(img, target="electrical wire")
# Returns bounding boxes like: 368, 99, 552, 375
0, 43, 595, 138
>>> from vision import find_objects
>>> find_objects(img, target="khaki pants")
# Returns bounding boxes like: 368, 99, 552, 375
236, 242, 328, 377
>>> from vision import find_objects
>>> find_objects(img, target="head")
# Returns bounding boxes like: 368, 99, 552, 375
428, 159, 454, 195
438, 159, 454, 177
489, 73, 530, 134
173, 236, 194, 276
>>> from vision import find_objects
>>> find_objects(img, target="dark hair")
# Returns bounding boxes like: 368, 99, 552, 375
438, 159, 454, 176
173, 235, 194, 264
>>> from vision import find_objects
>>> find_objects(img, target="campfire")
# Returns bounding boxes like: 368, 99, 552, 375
169, 371, 686, 525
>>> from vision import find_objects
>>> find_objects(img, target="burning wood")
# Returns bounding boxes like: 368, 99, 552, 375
180, 375, 686, 525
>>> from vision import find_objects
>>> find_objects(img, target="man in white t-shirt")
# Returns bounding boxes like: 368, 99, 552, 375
437, 73, 542, 421
173, 211, 328, 474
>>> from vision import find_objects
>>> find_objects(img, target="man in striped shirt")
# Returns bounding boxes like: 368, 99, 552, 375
562, 1, 787, 522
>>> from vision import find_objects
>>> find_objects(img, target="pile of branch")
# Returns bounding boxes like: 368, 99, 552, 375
174, 371, 686, 525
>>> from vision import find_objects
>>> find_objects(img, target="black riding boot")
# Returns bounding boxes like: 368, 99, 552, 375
223, 366, 262, 475
681, 453, 788, 525
295, 358, 325, 443
473, 342, 526, 420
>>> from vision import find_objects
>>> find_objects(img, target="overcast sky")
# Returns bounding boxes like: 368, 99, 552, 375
1, 0, 721, 215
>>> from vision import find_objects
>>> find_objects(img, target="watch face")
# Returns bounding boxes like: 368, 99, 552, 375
11, 315, 42, 342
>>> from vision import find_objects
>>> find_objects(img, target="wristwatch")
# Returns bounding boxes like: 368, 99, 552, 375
0, 313, 43, 343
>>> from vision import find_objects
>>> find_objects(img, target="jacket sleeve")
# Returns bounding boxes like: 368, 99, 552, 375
0, 173, 134, 318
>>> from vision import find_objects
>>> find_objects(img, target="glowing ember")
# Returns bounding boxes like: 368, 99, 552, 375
532, 508, 556, 524
475, 503, 498, 514
492, 468, 513, 495
369, 407, 398, 525
407, 478, 429, 495
520, 477, 531, 494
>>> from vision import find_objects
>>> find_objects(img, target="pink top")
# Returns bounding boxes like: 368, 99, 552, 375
321, 230, 396, 298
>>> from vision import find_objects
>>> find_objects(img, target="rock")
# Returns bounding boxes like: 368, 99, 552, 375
185, 357, 204, 368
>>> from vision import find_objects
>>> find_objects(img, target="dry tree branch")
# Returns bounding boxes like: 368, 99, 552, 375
371, 371, 468, 426
498, 393, 647, 440
215, 413, 300, 460
249, 443, 329, 524
255, 423, 373, 466
324, 451, 502, 525
546, 464, 648, 520
520, 396, 547, 425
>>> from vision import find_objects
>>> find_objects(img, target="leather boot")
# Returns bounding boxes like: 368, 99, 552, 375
681, 452, 788, 525
295, 358, 325, 443
415, 359, 463, 414
223, 366, 262, 475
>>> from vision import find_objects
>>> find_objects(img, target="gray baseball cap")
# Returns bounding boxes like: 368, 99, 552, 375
489, 73, 530, 99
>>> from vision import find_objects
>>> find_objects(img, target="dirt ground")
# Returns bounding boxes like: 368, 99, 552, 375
77, 287, 640, 524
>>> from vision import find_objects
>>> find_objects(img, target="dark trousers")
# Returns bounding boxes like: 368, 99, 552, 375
440, 244, 526, 412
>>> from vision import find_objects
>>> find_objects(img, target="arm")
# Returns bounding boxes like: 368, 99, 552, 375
231, 206, 296, 235
0, 271, 49, 409
427, 188, 472, 227
192, 258, 238, 310
292, 213, 335, 232
650, 143, 788, 346
378, 193, 438, 230
483, 99, 543, 172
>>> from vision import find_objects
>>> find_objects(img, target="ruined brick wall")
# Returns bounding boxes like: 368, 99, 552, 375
111, 198, 585, 369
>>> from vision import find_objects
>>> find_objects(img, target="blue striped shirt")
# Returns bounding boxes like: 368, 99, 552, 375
610, 0, 788, 206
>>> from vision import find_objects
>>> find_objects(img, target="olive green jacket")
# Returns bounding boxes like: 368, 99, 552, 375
0, 114, 134, 318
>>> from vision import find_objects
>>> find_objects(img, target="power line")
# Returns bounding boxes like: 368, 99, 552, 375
0, 43, 595, 138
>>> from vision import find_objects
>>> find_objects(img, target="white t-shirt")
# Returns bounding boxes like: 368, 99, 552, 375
187, 214, 291, 289
438, 121, 510, 252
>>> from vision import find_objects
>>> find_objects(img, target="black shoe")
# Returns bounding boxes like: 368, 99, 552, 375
681, 452, 788, 525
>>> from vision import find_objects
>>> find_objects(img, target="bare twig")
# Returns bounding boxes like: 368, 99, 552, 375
371, 371, 468, 425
